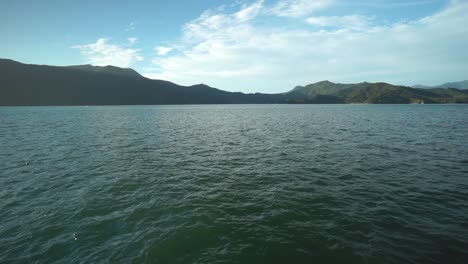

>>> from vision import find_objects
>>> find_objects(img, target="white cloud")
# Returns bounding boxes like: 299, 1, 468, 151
305, 15, 373, 31
270, 0, 333, 18
128, 37, 138, 44
350, 0, 439, 8
182, 0, 263, 43
143, 1, 468, 92
235, 0, 264, 21
72, 38, 143, 67
155, 46, 173, 56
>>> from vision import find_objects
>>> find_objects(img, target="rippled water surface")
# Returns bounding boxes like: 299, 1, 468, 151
1, 105, 468, 263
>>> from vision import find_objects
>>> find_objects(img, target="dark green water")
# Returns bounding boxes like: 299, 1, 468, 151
1, 105, 467, 263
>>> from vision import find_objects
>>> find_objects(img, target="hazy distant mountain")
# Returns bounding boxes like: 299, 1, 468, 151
1, 59, 467, 105
413, 80, 468, 90
435, 80, 468, 89
412, 84, 430, 89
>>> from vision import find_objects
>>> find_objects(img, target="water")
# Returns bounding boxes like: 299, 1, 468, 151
1, 105, 467, 264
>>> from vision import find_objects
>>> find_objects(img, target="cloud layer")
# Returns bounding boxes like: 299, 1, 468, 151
270, 0, 333, 18
72, 38, 143, 68
73, 0, 468, 93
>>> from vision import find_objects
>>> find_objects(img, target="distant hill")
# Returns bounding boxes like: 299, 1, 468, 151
1, 58, 467, 105
413, 80, 468, 90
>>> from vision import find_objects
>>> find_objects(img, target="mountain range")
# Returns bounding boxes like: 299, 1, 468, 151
413, 80, 468, 90
1, 58, 467, 105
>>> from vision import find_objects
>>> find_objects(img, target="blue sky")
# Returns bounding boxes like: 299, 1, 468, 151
1, 0, 467, 93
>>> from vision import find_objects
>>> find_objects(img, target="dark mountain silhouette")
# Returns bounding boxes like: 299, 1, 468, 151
66, 64, 143, 78
1, 59, 467, 105
0, 59, 281, 106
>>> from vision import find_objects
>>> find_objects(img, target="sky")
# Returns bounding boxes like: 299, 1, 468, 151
1, 0, 467, 93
